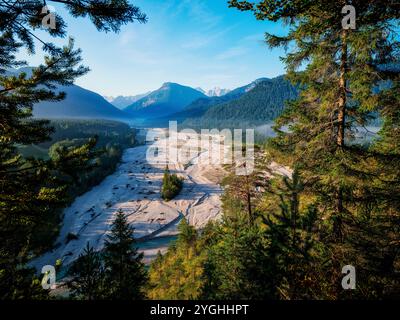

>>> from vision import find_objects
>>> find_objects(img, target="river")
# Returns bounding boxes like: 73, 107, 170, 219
32, 128, 226, 271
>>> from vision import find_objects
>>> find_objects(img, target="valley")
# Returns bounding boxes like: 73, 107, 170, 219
2, 0, 398, 302
32, 128, 227, 269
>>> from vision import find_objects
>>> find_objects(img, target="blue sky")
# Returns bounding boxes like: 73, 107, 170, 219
18, 0, 288, 96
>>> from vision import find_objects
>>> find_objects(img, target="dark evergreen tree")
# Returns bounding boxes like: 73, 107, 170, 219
204, 214, 272, 299
147, 219, 209, 300
229, 0, 400, 298
0, 0, 146, 299
161, 165, 183, 201
230, 0, 399, 241
67, 242, 105, 300
177, 218, 197, 247
261, 171, 333, 299
103, 211, 147, 300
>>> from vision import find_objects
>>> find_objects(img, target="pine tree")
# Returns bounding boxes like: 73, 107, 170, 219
203, 207, 276, 299
161, 165, 183, 201
67, 242, 105, 300
261, 171, 333, 299
0, 0, 146, 299
177, 218, 197, 247
229, 0, 400, 297
103, 211, 147, 300
222, 152, 268, 225
230, 0, 399, 241
147, 219, 208, 300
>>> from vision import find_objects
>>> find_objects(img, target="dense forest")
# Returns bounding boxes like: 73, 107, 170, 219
18, 119, 135, 158
0, 0, 147, 299
1, 0, 400, 302
182, 76, 298, 128
148, 0, 400, 300
16, 119, 136, 264
45, 119, 136, 200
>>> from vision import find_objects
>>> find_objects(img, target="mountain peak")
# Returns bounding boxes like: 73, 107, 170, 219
33, 85, 128, 120
124, 83, 206, 118
161, 82, 180, 88
254, 77, 270, 83
196, 87, 206, 94
106, 92, 151, 109
206, 87, 231, 97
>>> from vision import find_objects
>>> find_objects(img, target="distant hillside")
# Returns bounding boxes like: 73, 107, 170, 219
7, 67, 129, 121
124, 82, 206, 118
207, 87, 231, 97
196, 87, 231, 97
182, 76, 298, 128
106, 93, 150, 109
43, 119, 135, 148
33, 85, 129, 120
163, 78, 267, 123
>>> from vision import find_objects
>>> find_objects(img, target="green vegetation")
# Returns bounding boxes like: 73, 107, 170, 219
67, 243, 106, 300
147, 219, 207, 299
102, 211, 147, 300
46, 119, 136, 202
1, 0, 400, 301
68, 211, 147, 300
0, 0, 146, 299
182, 77, 298, 128
161, 166, 184, 201
20, 120, 136, 256
147, 0, 400, 300
17, 144, 50, 160
45, 119, 136, 149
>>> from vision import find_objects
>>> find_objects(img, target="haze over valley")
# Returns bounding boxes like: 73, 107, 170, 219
2, 0, 397, 303
14, 63, 298, 130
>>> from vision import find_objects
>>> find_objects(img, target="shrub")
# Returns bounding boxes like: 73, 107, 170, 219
161, 166, 183, 201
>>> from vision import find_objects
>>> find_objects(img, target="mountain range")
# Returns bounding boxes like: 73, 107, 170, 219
33, 85, 128, 120
123, 82, 206, 118
6, 67, 298, 126
106, 87, 230, 110
105, 93, 151, 109
152, 76, 298, 128
6, 67, 127, 120
182, 76, 298, 127
157, 78, 266, 123
196, 87, 231, 97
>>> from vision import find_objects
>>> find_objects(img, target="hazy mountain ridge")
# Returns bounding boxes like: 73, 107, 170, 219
105, 93, 151, 109
161, 77, 283, 124
33, 85, 129, 120
6, 67, 296, 125
123, 82, 206, 118
196, 87, 231, 97
6, 67, 129, 120
181, 76, 298, 127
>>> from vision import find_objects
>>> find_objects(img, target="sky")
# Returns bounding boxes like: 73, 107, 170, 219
18, 0, 288, 97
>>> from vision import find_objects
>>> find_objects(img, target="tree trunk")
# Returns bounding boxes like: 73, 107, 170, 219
245, 175, 253, 225
291, 190, 298, 246
247, 191, 252, 224
337, 29, 347, 148
335, 29, 348, 242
